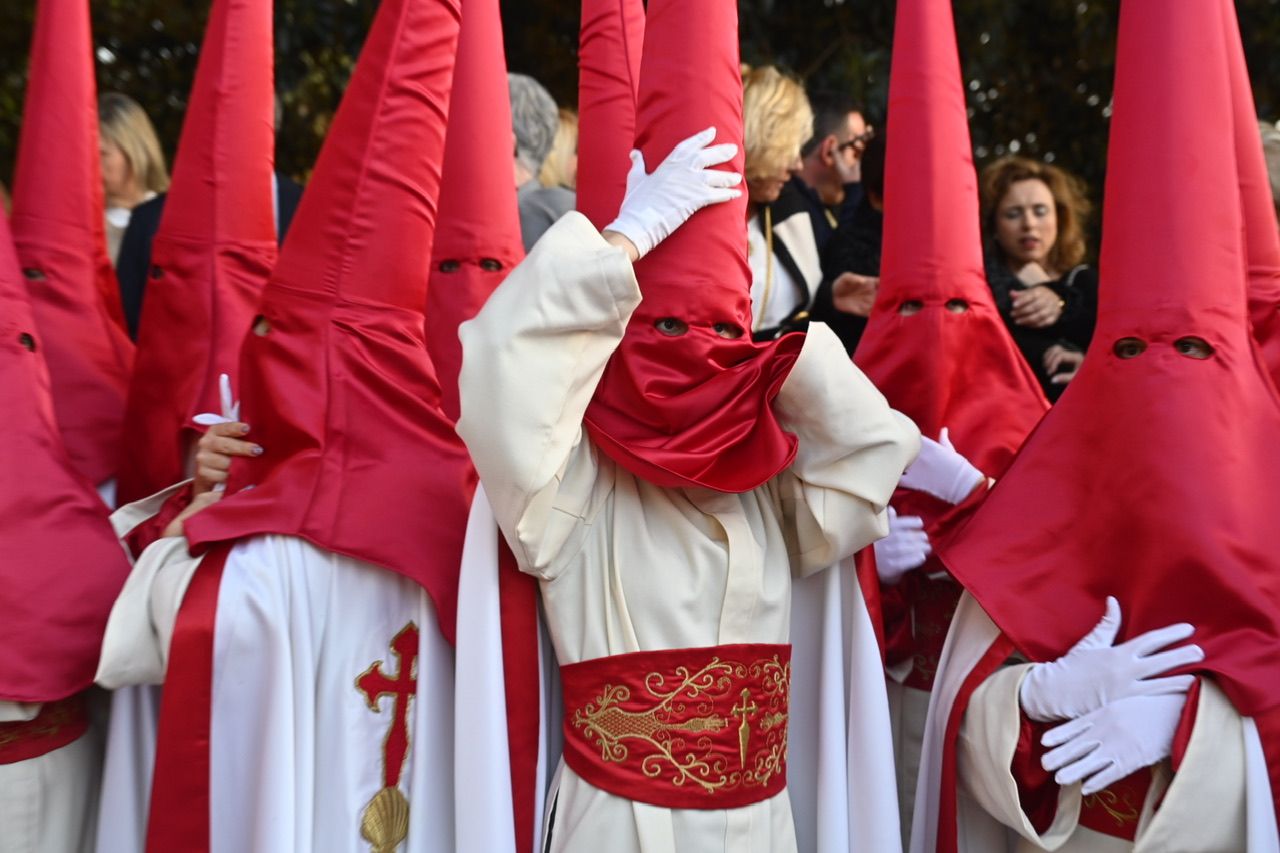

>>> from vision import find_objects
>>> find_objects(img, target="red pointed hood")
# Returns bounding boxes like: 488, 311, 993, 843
185, 0, 471, 643
939, 0, 1280, 719
0, 209, 133, 703
117, 0, 278, 503
10, 0, 134, 486
576, 0, 645, 230
581, 0, 803, 494
852, 0, 1046, 478
1222, 0, 1280, 389
425, 0, 524, 425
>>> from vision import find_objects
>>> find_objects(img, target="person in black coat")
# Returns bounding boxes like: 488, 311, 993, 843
115, 173, 303, 339
810, 131, 886, 354
979, 156, 1098, 401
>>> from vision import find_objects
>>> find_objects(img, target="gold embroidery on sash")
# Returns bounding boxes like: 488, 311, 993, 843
1082, 788, 1140, 827
571, 654, 790, 795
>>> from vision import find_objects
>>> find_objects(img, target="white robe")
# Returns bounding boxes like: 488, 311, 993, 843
97, 531, 456, 853
911, 592, 1279, 853
0, 701, 103, 853
456, 212, 919, 853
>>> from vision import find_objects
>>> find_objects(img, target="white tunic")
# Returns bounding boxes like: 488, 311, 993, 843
97, 529, 457, 853
457, 212, 919, 853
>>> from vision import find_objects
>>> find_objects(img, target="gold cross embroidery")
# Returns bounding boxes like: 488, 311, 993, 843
731, 688, 759, 769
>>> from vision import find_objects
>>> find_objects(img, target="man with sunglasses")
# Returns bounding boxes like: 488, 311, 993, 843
793, 91, 873, 253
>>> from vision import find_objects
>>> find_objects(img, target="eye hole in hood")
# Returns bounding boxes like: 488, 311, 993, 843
713, 322, 744, 339
654, 317, 689, 336
1113, 337, 1147, 359
1174, 336, 1213, 360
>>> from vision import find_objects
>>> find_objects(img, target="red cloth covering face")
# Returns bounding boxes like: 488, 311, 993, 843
1222, 0, 1280, 390
184, 0, 472, 644
425, 0, 524, 426
0, 211, 132, 704
582, 0, 802, 494
852, 0, 1047, 481
575, 0, 645, 231
938, 0, 1280, 725
117, 0, 278, 504
10, 0, 134, 486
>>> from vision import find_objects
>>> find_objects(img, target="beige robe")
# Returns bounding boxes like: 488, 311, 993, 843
913, 592, 1269, 853
457, 212, 920, 853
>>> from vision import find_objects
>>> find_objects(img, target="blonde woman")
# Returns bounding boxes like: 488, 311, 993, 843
99, 93, 169, 262
742, 65, 818, 339
538, 107, 578, 190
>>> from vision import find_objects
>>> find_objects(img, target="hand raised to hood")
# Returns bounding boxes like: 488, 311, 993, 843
604, 127, 743, 261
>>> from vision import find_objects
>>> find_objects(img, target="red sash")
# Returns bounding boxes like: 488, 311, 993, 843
0, 693, 89, 764
560, 643, 790, 810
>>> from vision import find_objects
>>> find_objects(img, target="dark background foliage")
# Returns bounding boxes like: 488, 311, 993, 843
1, 0, 1278, 253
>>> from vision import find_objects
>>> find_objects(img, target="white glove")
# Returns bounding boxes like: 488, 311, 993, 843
1041, 692, 1187, 795
1019, 597, 1203, 723
873, 508, 931, 585
898, 428, 984, 505
604, 126, 743, 259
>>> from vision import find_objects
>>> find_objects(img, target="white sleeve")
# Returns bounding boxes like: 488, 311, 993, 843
957, 663, 1084, 847
769, 322, 921, 575
456, 212, 641, 579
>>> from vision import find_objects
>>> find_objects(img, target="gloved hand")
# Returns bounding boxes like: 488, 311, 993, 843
1019, 597, 1203, 723
898, 428, 984, 505
605, 126, 743, 260
873, 508, 931, 585
1041, 692, 1187, 795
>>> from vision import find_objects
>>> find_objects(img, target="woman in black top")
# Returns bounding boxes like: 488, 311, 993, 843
980, 156, 1097, 401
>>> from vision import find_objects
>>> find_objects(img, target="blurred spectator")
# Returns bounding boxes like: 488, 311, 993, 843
509, 73, 574, 250
793, 91, 871, 253
1262, 120, 1280, 218
810, 130, 886, 353
538, 107, 578, 190
980, 156, 1098, 400
0, 181, 9, 216
98, 92, 169, 263
742, 65, 817, 339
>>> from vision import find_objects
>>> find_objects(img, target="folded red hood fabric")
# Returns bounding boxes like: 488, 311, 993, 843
852, 0, 1047, 479
582, 0, 803, 494
0, 208, 133, 703
117, 0, 278, 503
185, 0, 471, 644
938, 0, 1280, 722
1223, 0, 1280, 390
575, 0, 645, 231
425, 0, 524, 425
10, 0, 134, 487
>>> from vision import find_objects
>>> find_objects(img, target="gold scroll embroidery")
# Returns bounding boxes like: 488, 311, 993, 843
571, 654, 790, 795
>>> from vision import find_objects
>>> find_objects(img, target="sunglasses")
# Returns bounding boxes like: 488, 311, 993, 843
836, 128, 876, 153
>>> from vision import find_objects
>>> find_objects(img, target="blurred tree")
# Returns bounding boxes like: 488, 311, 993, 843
0, 0, 1277, 241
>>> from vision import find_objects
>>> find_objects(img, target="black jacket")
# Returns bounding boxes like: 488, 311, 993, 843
984, 252, 1098, 401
